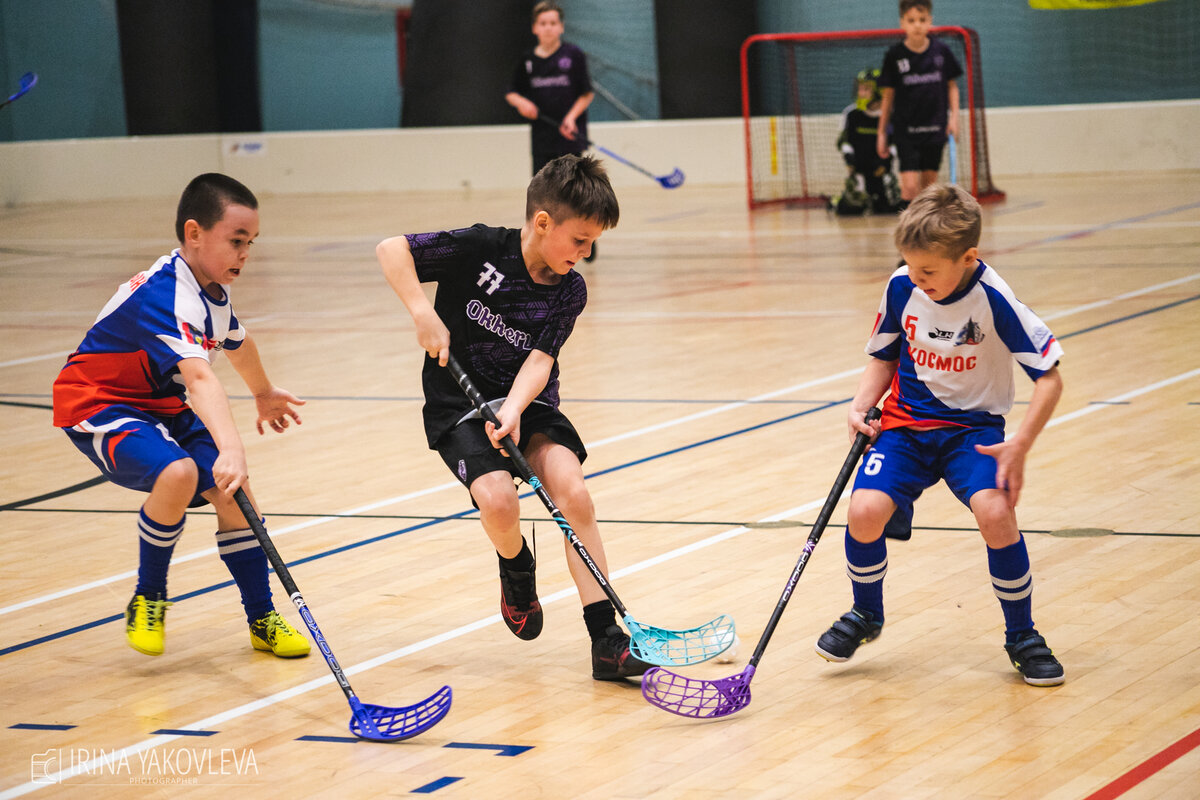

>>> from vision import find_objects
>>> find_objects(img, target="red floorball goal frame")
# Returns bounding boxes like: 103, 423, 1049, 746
740, 27, 1004, 210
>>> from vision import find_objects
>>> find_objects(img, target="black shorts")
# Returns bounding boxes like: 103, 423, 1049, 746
435, 402, 588, 492
894, 136, 945, 172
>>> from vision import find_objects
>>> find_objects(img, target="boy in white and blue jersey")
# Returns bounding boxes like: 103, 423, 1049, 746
52, 173, 309, 659
378, 155, 650, 682
815, 184, 1066, 686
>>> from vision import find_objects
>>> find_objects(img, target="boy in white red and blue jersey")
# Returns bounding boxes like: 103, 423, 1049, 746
815, 184, 1066, 686
378, 154, 649, 682
52, 173, 310, 660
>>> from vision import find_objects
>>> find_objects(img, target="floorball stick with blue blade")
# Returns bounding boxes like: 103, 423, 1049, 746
0, 72, 38, 110
234, 488, 451, 741
538, 114, 685, 189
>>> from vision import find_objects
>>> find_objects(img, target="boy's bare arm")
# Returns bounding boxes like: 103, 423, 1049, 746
506, 91, 538, 120
946, 80, 960, 137
178, 357, 247, 494
378, 235, 450, 365
876, 88, 895, 159
560, 92, 595, 140
975, 366, 1063, 506
224, 334, 305, 435
849, 357, 898, 439
489, 349, 556, 449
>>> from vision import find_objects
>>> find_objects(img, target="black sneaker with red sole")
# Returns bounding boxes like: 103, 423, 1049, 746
592, 625, 651, 681
498, 563, 543, 641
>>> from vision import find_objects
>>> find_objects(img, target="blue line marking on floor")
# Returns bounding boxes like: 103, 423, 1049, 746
9, 723, 76, 731
412, 776, 464, 793
151, 729, 218, 736
443, 742, 533, 757
4, 289, 1197, 657
296, 735, 360, 743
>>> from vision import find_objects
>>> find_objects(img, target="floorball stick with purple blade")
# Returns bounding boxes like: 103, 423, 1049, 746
445, 353, 734, 666
641, 408, 881, 719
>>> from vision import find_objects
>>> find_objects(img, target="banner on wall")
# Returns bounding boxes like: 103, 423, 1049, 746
1030, 0, 1165, 8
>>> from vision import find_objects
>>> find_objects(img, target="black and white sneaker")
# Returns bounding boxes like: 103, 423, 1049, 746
591, 625, 651, 681
498, 562, 542, 641
1004, 632, 1065, 686
815, 605, 883, 662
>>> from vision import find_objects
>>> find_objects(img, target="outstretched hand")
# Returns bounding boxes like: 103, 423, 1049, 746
254, 387, 305, 435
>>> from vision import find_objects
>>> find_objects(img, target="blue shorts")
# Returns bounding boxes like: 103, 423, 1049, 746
853, 425, 1004, 511
63, 405, 217, 507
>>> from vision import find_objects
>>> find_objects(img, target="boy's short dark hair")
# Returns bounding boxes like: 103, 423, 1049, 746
894, 184, 981, 258
532, 1, 563, 24
900, 0, 932, 14
526, 154, 619, 230
175, 173, 258, 243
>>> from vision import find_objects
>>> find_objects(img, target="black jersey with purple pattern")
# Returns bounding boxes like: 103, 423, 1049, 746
879, 37, 962, 141
405, 223, 587, 448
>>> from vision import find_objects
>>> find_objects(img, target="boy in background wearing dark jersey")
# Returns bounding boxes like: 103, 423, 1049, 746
52, 173, 310, 660
505, 2, 595, 176
377, 155, 649, 682
814, 184, 1065, 687
876, 0, 962, 206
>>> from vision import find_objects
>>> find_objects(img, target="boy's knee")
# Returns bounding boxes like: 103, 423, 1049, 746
847, 490, 894, 541
471, 475, 520, 519
156, 458, 199, 492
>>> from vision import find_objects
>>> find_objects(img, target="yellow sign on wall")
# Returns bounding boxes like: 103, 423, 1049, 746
1030, 0, 1165, 8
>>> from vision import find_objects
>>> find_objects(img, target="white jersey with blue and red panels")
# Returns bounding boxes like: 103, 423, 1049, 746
52, 250, 245, 427
866, 259, 1062, 431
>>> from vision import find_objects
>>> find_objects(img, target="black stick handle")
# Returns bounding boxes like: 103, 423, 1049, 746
233, 488, 359, 702
444, 354, 629, 616
748, 407, 882, 666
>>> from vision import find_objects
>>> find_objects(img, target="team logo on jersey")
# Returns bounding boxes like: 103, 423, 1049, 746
954, 318, 985, 346
477, 262, 505, 295
128, 272, 149, 292
928, 326, 954, 341
558, 56, 572, 70
181, 322, 219, 351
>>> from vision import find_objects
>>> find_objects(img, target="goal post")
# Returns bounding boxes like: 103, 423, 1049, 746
740, 27, 1004, 210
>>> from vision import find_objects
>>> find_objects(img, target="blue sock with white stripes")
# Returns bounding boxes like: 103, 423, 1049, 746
845, 530, 888, 624
135, 507, 184, 598
216, 525, 274, 624
988, 535, 1035, 642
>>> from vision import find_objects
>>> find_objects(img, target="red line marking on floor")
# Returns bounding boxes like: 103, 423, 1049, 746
1081, 726, 1200, 800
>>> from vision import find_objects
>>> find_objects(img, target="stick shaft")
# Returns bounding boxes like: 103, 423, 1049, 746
445, 354, 629, 617
535, 113, 674, 184
233, 488, 359, 702
747, 408, 881, 666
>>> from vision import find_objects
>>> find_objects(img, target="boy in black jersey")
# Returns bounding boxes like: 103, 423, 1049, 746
377, 155, 649, 682
505, 2, 595, 176
877, 0, 962, 205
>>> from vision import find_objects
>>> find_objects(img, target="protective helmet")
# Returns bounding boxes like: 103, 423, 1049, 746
854, 67, 882, 110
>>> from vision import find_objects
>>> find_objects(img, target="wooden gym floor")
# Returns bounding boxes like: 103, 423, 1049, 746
1, 171, 1198, 798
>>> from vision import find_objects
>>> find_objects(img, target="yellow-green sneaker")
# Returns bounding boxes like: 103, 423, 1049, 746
249, 610, 311, 658
125, 593, 172, 656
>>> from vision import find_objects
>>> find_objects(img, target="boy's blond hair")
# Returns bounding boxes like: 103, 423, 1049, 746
894, 184, 981, 258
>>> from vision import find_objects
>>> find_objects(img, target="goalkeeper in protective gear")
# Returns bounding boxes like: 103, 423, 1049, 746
830, 68, 902, 216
